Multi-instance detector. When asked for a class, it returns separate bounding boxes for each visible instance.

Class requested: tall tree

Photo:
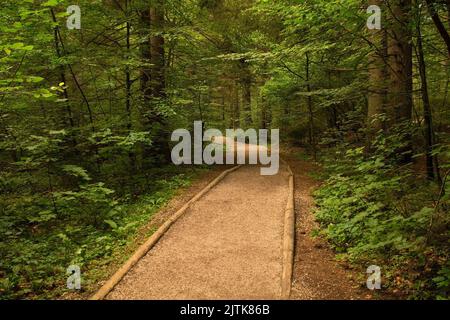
[140,0,170,162]
[415,0,442,182]
[367,0,387,132]
[387,0,413,125]
[240,59,253,127]
[425,0,450,55]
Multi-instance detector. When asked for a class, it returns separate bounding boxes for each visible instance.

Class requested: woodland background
[0,0,449,299]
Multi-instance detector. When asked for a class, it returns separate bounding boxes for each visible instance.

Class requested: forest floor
[283,148,376,300]
[92,147,388,300]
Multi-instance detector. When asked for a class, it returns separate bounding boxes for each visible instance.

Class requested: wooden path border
[280,160,295,299]
[90,165,242,300]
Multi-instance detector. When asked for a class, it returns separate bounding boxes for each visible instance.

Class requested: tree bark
[140,0,170,163]
[367,0,387,132]
[416,1,442,183]
[233,84,240,129]
[386,0,414,163]
[50,9,75,134]
[149,6,166,99]
[240,60,252,127]
[425,0,450,56]
[387,0,413,124]
[125,0,136,172]
[306,52,317,161]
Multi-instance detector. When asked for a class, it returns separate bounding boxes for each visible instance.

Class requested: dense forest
[0,0,449,300]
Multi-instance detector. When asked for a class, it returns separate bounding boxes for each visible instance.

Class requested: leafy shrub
[314,128,449,299]
[0,166,197,299]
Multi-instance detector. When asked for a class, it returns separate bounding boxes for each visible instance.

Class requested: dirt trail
[106,164,290,300]
[284,150,372,300]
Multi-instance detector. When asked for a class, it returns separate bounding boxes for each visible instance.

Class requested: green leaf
[104,220,118,230]
[62,165,92,181]
[42,0,60,7]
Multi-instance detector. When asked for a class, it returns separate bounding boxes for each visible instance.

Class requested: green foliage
[0,171,197,299]
[314,127,450,299]
[433,262,450,300]
[1,0,449,301]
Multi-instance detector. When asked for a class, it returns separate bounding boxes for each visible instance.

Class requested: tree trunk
[306,52,317,161]
[240,60,252,127]
[425,0,450,56]
[233,84,240,129]
[367,0,387,132]
[261,96,268,130]
[125,0,136,172]
[140,0,170,163]
[50,9,75,136]
[387,0,413,162]
[387,0,413,123]
[416,1,442,183]
[149,7,166,99]
[140,2,166,103]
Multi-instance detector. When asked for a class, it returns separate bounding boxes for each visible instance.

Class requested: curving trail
[106,164,291,300]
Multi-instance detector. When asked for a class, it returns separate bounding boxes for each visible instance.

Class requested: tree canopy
[0,0,449,299]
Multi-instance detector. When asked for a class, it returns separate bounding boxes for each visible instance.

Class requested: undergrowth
[0,167,208,299]
[314,128,449,299]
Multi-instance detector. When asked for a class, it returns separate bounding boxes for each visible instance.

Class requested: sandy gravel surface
[107,164,290,300]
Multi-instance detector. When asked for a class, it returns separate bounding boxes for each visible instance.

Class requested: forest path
[106,164,291,300]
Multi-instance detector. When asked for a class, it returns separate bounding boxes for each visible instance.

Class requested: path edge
[90,165,242,300]
[281,159,295,299]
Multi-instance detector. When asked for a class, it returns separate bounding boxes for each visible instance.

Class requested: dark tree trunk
[306,52,317,161]
[140,0,170,163]
[425,0,450,56]
[387,0,413,123]
[416,2,442,183]
[240,60,252,127]
[367,0,387,132]
[50,9,75,136]
[387,0,414,163]
[125,0,136,172]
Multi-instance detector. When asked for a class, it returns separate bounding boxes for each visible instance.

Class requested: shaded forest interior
[0,0,449,299]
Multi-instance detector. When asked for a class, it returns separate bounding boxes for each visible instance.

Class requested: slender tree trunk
[149,6,166,99]
[50,12,102,173]
[326,71,338,129]
[125,0,136,172]
[260,93,272,130]
[387,0,414,162]
[50,9,75,138]
[233,84,240,129]
[140,8,152,104]
[140,2,166,101]
[367,0,387,132]
[140,0,170,163]
[240,60,252,127]
[387,0,413,123]
[425,0,450,56]
[306,52,317,161]
[416,2,442,183]
[416,9,434,179]
[222,95,226,123]
[261,96,268,130]
[47,163,59,216]
[126,5,132,131]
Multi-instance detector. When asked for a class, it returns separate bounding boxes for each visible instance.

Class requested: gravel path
[106,164,290,300]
